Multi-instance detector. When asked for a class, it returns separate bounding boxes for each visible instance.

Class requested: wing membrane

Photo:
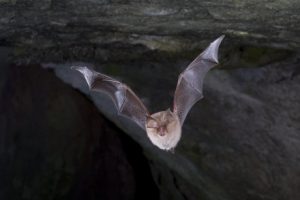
[173,35,225,125]
[73,67,149,130]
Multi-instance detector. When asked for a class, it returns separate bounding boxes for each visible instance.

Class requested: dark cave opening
[116,123,160,200]
[0,56,159,200]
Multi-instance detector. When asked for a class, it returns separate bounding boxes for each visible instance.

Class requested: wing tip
[71,66,95,89]
[201,35,225,64]
[71,66,89,73]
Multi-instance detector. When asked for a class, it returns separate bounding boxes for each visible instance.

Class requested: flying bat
[72,35,224,152]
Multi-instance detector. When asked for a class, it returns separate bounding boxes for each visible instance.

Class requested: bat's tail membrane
[200,35,225,64]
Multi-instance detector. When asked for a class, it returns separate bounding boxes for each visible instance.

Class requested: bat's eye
[146,117,159,129]
[147,125,158,129]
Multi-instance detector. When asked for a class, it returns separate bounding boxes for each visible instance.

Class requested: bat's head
[146,109,177,136]
[145,109,182,150]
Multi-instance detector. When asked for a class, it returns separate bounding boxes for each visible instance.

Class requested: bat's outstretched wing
[173,35,224,125]
[72,66,149,130]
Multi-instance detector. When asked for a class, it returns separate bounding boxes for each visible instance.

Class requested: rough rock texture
[0,0,300,62]
[1,1,300,200]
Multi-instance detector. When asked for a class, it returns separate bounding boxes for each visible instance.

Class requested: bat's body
[146,110,181,151]
[72,35,224,151]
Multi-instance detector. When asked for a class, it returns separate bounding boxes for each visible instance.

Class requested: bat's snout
[158,132,166,136]
[158,126,167,136]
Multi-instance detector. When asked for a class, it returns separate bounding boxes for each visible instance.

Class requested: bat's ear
[166,108,173,115]
[146,115,158,123]
[146,114,154,120]
[166,108,176,117]
[201,35,225,64]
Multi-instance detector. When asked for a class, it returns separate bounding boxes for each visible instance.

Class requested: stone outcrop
[0,0,300,62]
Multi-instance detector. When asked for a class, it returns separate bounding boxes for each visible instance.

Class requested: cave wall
[0,0,300,63]
[51,50,300,200]
[1,1,300,200]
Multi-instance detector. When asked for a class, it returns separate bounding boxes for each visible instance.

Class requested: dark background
[0,1,300,200]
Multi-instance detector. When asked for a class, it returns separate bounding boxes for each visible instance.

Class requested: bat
[72,35,224,152]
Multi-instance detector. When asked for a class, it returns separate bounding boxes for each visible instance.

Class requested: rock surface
[0,0,300,62]
[0,1,300,200]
